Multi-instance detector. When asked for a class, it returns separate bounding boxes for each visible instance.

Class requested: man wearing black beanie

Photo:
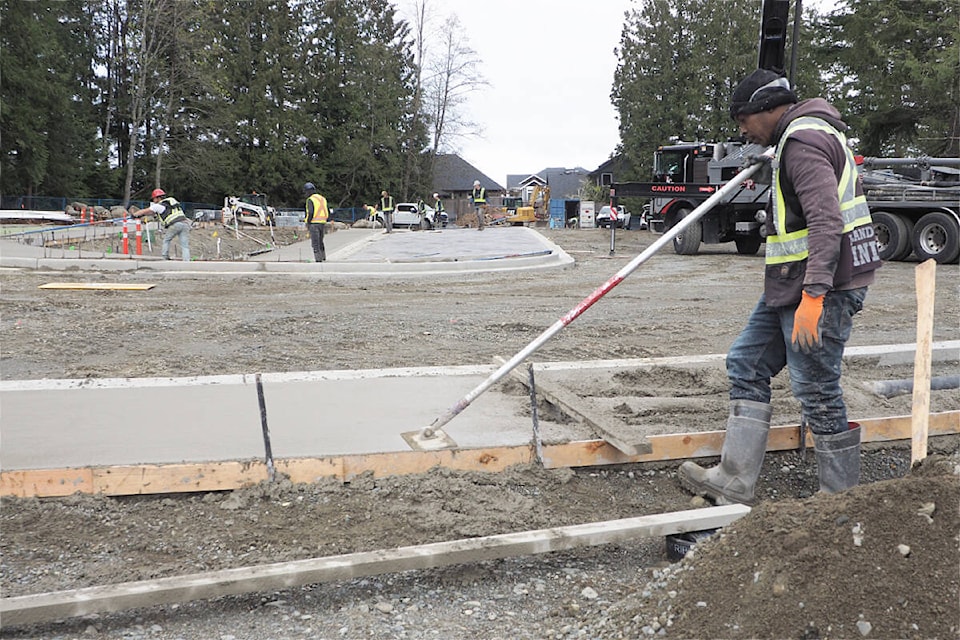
[678,70,881,505]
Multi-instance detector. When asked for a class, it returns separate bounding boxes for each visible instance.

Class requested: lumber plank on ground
[92,461,269,495]
[1,411,955,498]
[495,356,653,456]
[0,467,94,497]
[38,282,156,290]
[540,411,960,468]
[0,504,750,627]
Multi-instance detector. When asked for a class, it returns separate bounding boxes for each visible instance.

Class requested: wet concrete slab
[3,343,954,472]
[0,367,591,471]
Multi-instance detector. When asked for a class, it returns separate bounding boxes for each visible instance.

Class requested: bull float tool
[401,148,775,451]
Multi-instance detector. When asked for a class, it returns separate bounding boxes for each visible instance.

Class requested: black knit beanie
[729,69,798,119]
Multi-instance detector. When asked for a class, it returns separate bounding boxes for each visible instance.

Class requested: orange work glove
[791,291,825,352]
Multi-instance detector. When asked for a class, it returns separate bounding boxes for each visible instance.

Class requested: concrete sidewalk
[0,226,574,276]
[2,342,956,473]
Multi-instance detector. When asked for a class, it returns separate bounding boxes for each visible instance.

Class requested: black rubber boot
[815,424,861,494]
[678,399,772,505]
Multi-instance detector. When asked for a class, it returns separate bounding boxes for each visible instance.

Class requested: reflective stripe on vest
[473,187,486,204]
[159,197,187,226]
[766,117,873,265]
[306,193,329,223]
[380,196,394,212]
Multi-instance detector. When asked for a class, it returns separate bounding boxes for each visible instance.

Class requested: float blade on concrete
[401,428,458,451]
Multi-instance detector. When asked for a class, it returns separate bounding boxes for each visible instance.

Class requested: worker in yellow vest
[304,182,329,262]
[471,180,486,231]
[379,190,395,233]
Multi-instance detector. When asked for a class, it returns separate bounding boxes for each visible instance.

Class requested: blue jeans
[162,220,191,261]
[726,288,867,435]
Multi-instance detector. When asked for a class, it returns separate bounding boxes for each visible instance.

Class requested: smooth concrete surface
[2,343,956,472]
[0,368,590,471]
[0,226,574,275]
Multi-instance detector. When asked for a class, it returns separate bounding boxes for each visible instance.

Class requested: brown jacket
[764,99,879,306]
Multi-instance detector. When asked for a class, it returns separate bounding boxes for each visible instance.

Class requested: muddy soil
[1,228,958,639]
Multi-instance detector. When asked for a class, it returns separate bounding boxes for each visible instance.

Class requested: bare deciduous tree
[423,14,488,157]
[122,0,179,206]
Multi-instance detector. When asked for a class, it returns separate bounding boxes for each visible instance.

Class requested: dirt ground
[1,227,958,638]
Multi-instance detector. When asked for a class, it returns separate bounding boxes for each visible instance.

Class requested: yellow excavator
[505,185,550,226]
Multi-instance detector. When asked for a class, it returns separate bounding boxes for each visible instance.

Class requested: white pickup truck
[376,202,443,230]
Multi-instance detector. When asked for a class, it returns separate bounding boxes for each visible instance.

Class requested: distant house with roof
[430,154,504,218]
[505,166,590,204]
[588,155,637,187]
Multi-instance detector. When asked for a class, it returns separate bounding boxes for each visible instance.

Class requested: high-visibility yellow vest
[472,187,486,204]
[158,197,187,226]
[306,193,329,224]
[766,116,873,265]
[380,195,394,212]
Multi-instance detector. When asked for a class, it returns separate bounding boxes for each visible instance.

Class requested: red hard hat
[151,188,166,199]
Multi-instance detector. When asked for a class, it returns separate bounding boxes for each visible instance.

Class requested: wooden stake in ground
[911,259,936,465]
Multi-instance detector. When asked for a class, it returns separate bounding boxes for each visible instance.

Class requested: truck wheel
[735,235,762,255]
[872,211,913,261]
[672,208,701,255]
[912,211,960,264]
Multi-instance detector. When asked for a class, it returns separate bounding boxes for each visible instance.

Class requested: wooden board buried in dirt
[39,283,156,291]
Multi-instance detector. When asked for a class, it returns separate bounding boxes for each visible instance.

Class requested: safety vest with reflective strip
[158,197,187,226]
[472,187,486,204]
[380,195,394,212]
[766,116,873,265]
[306,193,329,224]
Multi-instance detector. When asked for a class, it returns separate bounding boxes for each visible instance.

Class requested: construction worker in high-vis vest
[678,69,881,506]
[304,182,329,262]
[471,180,486,231]
[379,190,395,233]
[133,188,191,261]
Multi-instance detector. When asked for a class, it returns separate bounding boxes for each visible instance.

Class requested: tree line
[613,0,958,180]
[0,0,483,209]
[2,0,956,209]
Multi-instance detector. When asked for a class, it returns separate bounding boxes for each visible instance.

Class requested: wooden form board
[496,356,652,456]
[0,503,750,627]
[38,282,156,290]
[2,411,956,498]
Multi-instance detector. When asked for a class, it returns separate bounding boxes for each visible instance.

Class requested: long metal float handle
[419,148,774,440]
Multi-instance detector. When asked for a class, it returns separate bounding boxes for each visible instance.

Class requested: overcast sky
[395,0,841,188]
[396,0,632,187]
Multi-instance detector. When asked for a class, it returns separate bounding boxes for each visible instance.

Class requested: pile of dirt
[609,456,959,639]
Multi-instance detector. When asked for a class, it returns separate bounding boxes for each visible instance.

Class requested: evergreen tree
[200,0,308,206]
[0,0,100,198]
[813,0,959,156]
[612,0,759,181]
[299,0,425,206]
